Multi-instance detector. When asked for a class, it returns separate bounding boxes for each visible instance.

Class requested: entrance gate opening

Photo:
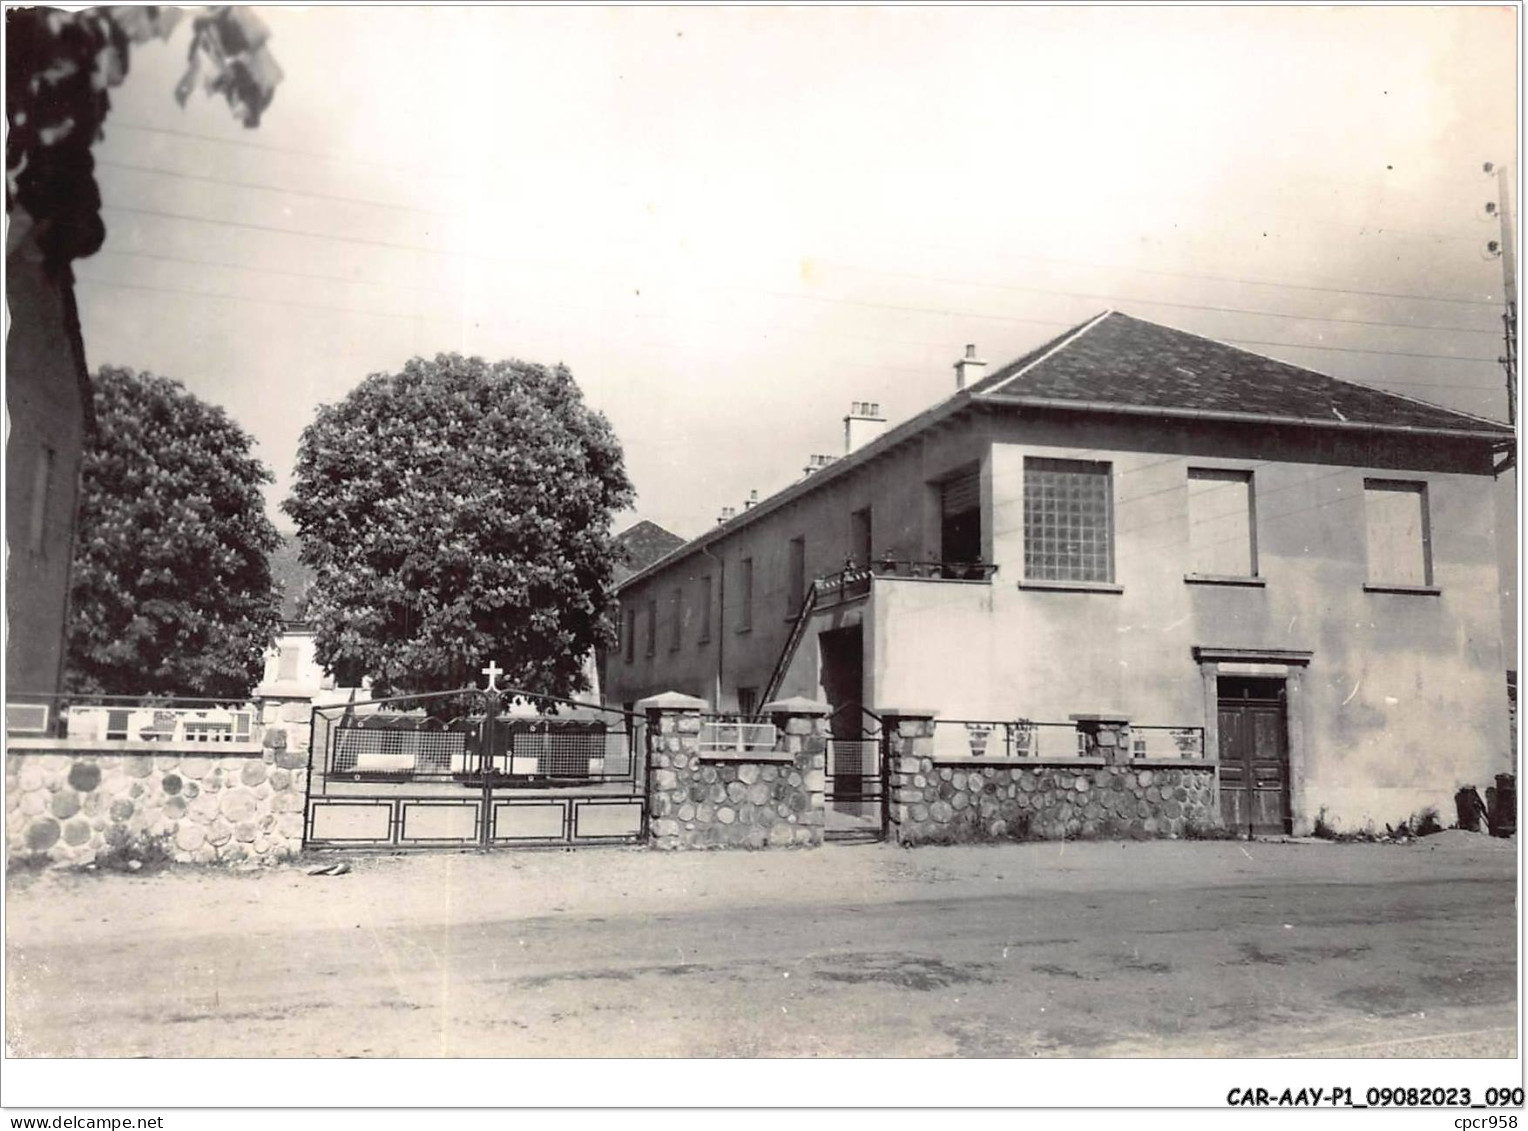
[303,687,646,850]
[825,703,888,841]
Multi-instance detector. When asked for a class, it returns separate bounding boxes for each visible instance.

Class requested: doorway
[818,626,885,840]
[1216,676,1291,835]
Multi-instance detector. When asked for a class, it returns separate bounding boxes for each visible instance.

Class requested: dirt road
[4,835,1516,1057]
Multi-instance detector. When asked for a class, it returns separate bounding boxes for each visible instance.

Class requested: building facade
[4,215,94,697]
[606,312,1515,835]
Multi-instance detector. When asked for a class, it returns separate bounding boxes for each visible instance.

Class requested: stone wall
[885,713,1218,844]
[644,693,827,850]
[6,732,310,868]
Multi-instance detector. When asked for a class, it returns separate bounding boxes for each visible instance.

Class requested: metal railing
[699,715,778,754]
[1129,726,1207,759]
[929,719,1207,761]
[6,695,257,742]
[932,719,1084,760]
[814,558,999,604]
[322,717,637,783]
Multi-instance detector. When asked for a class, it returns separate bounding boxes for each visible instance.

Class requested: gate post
[761,696,831,848]
[637,691,707,850]
[879,708,938,846]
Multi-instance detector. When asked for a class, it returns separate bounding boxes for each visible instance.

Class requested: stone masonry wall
[6,730,310,868]
[886,714,1218,844]
[646,696,827,850]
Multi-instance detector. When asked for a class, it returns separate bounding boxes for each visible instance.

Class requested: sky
[77,6,1517,569]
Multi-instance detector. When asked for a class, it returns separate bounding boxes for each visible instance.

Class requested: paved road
[4,839,1516,1057]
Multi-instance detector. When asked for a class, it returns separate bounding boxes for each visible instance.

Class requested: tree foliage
[283,354,635,699]
[6,7,281,265]
[67,367,283,698]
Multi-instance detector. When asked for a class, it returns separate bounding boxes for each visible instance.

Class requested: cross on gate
[481,660,504,692]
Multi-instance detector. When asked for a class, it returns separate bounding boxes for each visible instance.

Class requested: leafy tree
[283,354,635,699]
[66,367,283,698]
[7,7,282,264]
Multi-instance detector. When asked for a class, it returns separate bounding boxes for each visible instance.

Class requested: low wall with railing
[6,731,310,868]
[884,713,1217,844]
[645,695,828,850]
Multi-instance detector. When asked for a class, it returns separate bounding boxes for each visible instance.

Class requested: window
[737,687,759,718]
[939,467,982,564]
[699,575,713,642]
[1023,457,1113,582]
[787,537,806,617]
[1364,479,1432,587]
[28,446,55,556]
[623,606,637,663]
[739,558,754,630]
[645,598,657,657]
[277,645,301,681]
[1187,469,1256,577]
[669,587,682,651]
[851,507,872,568]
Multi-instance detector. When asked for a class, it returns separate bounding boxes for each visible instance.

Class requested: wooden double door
[1217,676,1292,835]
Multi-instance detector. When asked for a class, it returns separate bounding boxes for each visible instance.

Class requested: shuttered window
[941,469,980,516]
[939,467,982,563]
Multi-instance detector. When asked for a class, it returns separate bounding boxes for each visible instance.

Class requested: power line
[94,207,1506,369]
[97,158,453,218]
[818,261,1499,336]
[740,284,1499,364]
[96,247,457,298]
[1220,337,1496,364]
[108,120,462,182]
[73,271,457,325]
[102,202,456,258]
[877,248,1500,308]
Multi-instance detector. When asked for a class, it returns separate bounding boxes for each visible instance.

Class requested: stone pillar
[881,709,938,845]
[761,696,831,848]
[1071,714,1131,765]
[638,691,707,850]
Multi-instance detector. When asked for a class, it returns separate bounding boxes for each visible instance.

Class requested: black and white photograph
[2,0,1522,1117]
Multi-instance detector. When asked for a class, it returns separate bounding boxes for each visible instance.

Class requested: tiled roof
[613,519,686,584]
[971,311,1512,436]
[616,311,1509,594]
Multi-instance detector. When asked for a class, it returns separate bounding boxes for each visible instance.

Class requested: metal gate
[825,704,887,841]
[303,687,646,850]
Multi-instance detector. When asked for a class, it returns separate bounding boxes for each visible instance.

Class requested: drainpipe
[700,544,724,710]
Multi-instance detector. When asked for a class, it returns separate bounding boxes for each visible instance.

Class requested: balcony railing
[814,558,998,603]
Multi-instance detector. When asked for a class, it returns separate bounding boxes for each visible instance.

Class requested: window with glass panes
[1023,457,1113,582]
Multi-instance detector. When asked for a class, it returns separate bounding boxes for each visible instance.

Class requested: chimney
[743,489,759,510]
[954,344,986,390]
[717,505,736,525]
[843,401,888,454]
[803,453,838,477]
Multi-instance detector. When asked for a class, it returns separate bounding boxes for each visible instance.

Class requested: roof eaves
[616,391,976,592]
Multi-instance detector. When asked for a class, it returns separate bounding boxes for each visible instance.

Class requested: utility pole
[1487,161,1518,427]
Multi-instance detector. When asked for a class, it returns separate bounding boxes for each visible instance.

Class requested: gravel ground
[5,832,1518,1058]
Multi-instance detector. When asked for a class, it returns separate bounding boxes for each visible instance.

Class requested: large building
[606,311,1515,835]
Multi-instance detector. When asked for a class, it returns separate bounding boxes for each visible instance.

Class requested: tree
[6,6,282,264]
[283,354,635,699]
[66,367,283,699]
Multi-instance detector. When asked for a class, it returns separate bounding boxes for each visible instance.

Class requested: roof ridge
[977,309,1113,397]
[1108,311,1512,432]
